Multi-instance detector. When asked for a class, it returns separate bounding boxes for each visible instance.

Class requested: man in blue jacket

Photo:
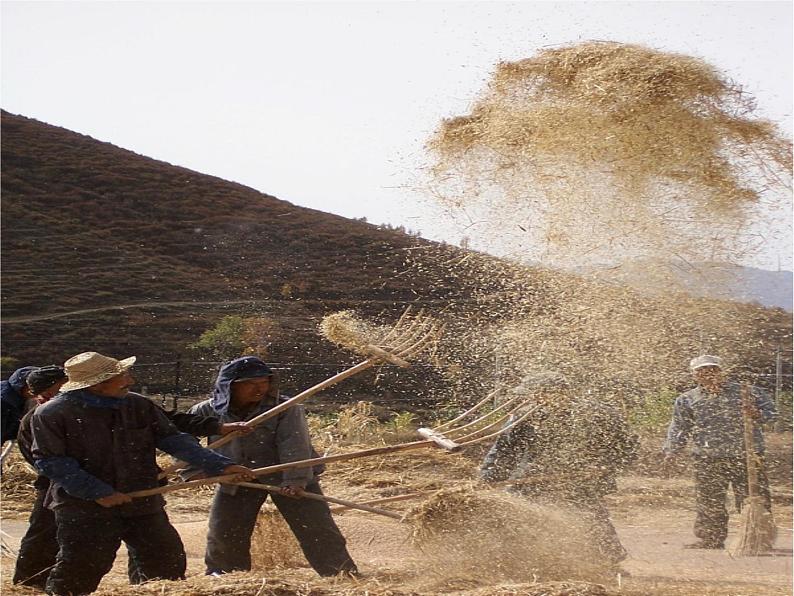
[663,355,776,549]
[189,356,357,577]
[12,365,67,589]
[1,366,38,444]
[31,351,256,595]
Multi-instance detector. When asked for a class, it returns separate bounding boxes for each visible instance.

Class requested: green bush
[188,315,245,359]
[629,388,677,433]
[1,356,19,370]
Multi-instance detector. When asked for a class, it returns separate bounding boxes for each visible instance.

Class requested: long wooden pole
[741,384,759,499]
[237,482,403,520]
[206,360,377,450]
[131,440,433,499]
[328,492,427,513]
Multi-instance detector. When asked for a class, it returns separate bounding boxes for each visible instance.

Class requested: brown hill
[0,111,464,399]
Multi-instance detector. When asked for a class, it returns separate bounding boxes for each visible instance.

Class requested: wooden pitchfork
[159,308,442,477]
[130,387,540,500]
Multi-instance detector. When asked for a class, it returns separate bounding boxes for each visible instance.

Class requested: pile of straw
[251,506,307,571]
[0,452,37,514]
[404,486,610,583]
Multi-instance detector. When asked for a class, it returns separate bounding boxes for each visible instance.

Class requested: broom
[730,384,776,556]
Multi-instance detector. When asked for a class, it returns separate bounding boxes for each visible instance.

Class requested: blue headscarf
[211,356,274,415]
[1,366,38,403]
[1,366,38,443]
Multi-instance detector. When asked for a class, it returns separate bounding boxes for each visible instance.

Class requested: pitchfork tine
[449,398,537,443]
[394,323,439,361]
[384,316,432,356]
[379,307,413,345]
[442,394,527,438]
[457,403,544,447]
[432,387,503,432]
[387,318,427,351]
[379,315,425,353]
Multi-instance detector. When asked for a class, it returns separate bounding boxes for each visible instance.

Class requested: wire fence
[2,358,791,424]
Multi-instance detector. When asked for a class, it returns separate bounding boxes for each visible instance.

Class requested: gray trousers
[693,454,771,546]
[205,481,357,576]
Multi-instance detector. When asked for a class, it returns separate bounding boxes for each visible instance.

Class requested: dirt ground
[1,438,792,595]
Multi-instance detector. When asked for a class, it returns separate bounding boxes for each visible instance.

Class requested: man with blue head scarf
[189,355,357,577]
[1,366,39,444]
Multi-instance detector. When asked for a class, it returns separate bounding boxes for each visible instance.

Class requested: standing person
[188,356,358,577]
[14,365,254,590]
[30,351,255,596]
[2,366,39,444]
[663,355,776,549]
[13,366,68,590]
[480,372,638,568]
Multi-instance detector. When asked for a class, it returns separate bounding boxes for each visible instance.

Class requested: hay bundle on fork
[730,384,777,556]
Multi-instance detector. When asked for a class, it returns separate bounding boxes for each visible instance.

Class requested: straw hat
[61,352,136,392]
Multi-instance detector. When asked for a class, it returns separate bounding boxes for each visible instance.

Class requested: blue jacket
[1,366,37,443]
[663,382,775,458]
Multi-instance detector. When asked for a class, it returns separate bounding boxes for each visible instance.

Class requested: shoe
[684,540,724,549]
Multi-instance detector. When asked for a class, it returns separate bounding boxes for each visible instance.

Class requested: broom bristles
[729,497,776,556]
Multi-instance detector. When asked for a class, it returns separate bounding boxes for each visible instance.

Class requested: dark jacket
[481,397,638,497]
[31,390,233,516]
[163,410,222,437]
[188,357,320,491]
[1,367,37,444]
[18,398,224,491]
[17,408,50,490]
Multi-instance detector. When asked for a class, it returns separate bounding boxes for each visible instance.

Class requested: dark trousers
[578,498,627,565]
[13,487,59,589]
[205,481,357,576]
[693,454,771,546]
[46,508,186,595]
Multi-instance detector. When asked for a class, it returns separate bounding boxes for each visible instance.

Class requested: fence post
[774,346,783,432]
[173,358,182,409]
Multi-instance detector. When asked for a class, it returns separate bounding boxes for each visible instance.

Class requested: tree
[188,315,282,360]
[188,315,245,359]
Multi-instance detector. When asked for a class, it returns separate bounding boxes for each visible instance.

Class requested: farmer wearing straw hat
[480,371,638,568]
[30,352,256,595]
[663,355,776,549]
[188,356,358,577]
[14,364,251,591]
[12,366,67,590]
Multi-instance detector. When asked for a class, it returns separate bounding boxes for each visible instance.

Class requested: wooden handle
[741,384,759,499]
[131,439,434,499]
[417,428,462,452]
[237,482,403,520]
[328,491,427,513]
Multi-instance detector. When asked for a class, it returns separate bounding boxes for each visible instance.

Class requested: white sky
[2,1,792,269]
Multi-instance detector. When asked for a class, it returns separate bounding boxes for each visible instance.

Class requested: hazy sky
[3,1,792,269]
